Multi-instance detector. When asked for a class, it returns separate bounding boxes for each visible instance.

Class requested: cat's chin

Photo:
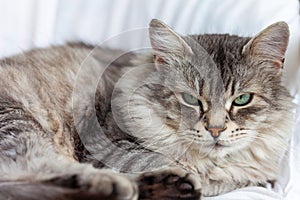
[189,141,251,159]
[217,144,255,159]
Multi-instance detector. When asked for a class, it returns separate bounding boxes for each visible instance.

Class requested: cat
[110,19,294,196]
[0,18,294,200]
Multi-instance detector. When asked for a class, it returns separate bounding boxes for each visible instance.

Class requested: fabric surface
[0,0,299,199]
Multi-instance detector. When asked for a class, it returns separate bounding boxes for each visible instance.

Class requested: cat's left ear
[149,19,193,65]
[242,22,289,70]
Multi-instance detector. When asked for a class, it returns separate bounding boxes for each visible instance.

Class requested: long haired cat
[0,19,293,200]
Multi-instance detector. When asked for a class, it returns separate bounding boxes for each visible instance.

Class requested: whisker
[242,135,288,151]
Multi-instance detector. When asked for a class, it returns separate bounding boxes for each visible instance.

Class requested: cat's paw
[46,170,138,200]
[138,167,201,200]
[81,170,138,200]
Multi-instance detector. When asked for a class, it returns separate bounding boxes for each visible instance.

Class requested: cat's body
[0,42,200,200]
[0,19,294,199]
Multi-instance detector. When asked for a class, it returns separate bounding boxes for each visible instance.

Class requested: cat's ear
[242,22,289,70]
[149,19,193,65]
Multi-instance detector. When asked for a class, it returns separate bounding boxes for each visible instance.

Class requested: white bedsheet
[0,0,299,199]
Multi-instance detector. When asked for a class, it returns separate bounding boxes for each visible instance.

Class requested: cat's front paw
[46,170,138,200]
[81,170,138,200]
[138,167,201,200]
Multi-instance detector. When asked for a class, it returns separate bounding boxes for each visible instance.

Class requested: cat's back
[0,43,93,92]
[0,43,95,116]
[0,44,107,145]
[0,43,132,160]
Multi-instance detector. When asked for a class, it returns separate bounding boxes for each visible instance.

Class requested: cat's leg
[0,131,138,200]
[82,141,202,199]
[80,135,202,199]
[0,172,136,200]
[0,98,141,199]
[0,168,202,200]
[89,149,202,199]
[0,132,202,200]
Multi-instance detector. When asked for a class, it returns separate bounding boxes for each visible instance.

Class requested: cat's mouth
[212,141,230,149]
[201,141,229,149]
[214,142,229,149]
[214,142,224,148]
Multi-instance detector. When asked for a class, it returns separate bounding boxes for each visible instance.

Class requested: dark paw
[138,167,201,200]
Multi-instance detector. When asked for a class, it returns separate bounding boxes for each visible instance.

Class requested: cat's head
[113,19,293,160]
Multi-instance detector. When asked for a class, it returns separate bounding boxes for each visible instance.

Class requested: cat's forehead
[170,34,260,96]
[185,35,253,77]
[189,34,250,57]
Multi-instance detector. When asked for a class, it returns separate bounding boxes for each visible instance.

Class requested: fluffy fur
[113,20,294,196]
[0,19,294,199]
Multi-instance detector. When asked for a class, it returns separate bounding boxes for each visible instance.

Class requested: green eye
[233,93,253,106]
[181,93,199,106]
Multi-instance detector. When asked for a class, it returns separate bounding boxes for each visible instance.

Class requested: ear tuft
[242,21,289,69]
[149,19,193,65]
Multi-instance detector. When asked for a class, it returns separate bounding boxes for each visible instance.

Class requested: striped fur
[0,19,294,199]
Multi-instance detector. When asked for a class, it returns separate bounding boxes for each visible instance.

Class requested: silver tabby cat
[0,19,294,200]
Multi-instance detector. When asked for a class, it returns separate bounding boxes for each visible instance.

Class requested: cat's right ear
[149,19,193,65]
[242,22,289,71]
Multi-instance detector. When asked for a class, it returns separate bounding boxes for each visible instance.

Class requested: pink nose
[207,127,225,139]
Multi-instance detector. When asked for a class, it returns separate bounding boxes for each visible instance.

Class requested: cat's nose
[207,127,225,139]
